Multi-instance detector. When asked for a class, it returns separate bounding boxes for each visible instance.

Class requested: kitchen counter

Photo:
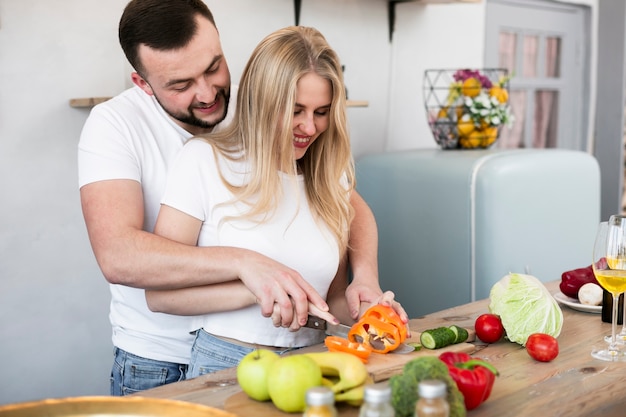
[136,281,626,416]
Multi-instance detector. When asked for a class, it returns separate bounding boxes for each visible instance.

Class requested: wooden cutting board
[224,328,476,416]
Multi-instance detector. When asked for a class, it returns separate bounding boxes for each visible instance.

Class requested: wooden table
[137,281,626,416]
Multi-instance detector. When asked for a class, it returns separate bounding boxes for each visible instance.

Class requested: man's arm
[80,179,328,324]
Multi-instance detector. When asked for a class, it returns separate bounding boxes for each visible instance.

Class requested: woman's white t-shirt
[161,139,340,347]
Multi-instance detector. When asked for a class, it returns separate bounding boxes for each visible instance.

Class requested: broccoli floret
[389,372,418,417]
[404,356,450,381]
[390,356,466,417]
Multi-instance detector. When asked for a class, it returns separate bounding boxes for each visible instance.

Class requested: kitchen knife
[305,315,351,338]
[305,315,415,354]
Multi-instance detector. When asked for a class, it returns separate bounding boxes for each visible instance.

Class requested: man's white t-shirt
[161,139,341,347]
[77,85,236,364]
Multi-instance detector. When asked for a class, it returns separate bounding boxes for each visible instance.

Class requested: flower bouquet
[423,68,513,149]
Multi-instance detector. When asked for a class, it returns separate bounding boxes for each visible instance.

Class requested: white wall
[0,0,128,404]
[387,1,486,150]
[0,0,597,405]
[0,0,396,405]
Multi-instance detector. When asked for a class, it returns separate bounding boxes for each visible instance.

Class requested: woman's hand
[359,290,411,337]
[238,250,329,328]
[345,279,382,320]
[269,301,339,332]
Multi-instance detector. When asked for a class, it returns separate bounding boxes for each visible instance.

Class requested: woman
[146,26,407,377]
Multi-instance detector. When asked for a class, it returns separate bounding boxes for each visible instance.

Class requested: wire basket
[423,68,511,149]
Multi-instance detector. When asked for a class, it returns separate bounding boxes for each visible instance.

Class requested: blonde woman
[146,26,407,377]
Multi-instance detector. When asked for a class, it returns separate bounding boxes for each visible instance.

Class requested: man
[78,0,387,395]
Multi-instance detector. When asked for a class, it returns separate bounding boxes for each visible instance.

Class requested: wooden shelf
[70,97,368,108]
[69,97,111,108]
[347,100,369,107]
[390,0,480,3]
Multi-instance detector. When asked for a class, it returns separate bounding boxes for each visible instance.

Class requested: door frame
[595,1,626,220]
[484,0,592,151]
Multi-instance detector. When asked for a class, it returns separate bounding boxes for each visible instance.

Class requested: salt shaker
[303,386,337,417]
[415,379,449,417]
[358,383,395,417]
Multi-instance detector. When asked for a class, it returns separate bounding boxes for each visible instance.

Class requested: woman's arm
[325,254,354,325]
[345,191,383,316]
[146,280,256,315]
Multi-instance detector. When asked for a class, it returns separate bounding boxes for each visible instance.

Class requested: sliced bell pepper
[348,305,407,354]
[439,351,499,410]
[361,304,408,342]
[324,336,372,362]
[560,264,599,298]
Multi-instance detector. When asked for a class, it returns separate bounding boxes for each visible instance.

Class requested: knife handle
[305,315,326,330]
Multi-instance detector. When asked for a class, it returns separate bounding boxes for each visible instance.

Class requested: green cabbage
[489,273,563,346]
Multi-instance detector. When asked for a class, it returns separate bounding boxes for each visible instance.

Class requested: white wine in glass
[592,216,626,361]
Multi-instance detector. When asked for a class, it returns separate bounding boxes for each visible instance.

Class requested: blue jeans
[187,330,298,378]
[110,347,187,395]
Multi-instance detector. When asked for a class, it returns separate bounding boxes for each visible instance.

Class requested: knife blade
[305,315,415,354]
[304,315,351,338]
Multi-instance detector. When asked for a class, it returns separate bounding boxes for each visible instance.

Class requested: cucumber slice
[419,327,456,349]
[449,325,469,344]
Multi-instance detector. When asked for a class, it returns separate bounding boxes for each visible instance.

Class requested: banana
[334,383,365,405]
[321,376,339,387]
[334,375,373,406]
[303,352,369,394]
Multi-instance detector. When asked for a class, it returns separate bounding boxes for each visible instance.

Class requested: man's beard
[155,87,230,131]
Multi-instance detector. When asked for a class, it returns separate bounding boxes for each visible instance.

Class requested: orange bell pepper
[324,336,372,362]
[361,305,408,342]
[348,305,408,354]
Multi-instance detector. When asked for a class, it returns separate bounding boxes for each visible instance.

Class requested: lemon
[460,127,498,149]
[457,117,475,137]
[437,107,449,119]
[461,77,481,98]
[489,86,509,103]
[483,127,498,146]
[459,132,482,149]
[455,106,464,119]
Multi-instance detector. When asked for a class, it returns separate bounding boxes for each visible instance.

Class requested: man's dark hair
[119,0,216,75]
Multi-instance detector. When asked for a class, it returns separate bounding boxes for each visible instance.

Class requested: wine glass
[618,298,626,342]
[591,216,626,361]
[604,293,626,344]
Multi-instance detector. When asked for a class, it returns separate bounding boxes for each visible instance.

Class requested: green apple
[267,354,323,413]
[236,349,280,401]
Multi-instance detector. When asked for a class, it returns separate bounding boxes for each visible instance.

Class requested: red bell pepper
[439,351,499,410]
[560,264,599,298]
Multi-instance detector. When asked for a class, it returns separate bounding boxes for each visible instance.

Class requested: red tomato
[475,314,505,343]
[526,333,559,362]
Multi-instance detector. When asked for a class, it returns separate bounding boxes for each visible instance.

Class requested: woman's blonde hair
[199,26,355,256]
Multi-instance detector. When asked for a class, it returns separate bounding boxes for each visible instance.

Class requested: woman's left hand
[359,290,411,337]
[345,279,383,320]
